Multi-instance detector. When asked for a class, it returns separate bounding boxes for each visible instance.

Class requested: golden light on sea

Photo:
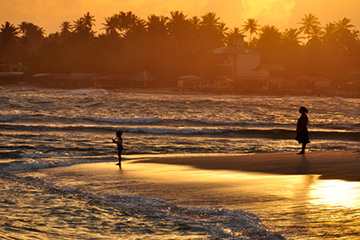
[309,180,360,208]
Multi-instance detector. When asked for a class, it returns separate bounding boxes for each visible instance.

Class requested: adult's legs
[300,143,306,154]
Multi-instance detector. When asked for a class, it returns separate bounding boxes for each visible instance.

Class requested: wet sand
[24,152,360,239]
[133,151,360,181]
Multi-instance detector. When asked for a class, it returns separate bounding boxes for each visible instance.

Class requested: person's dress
[295,114,310,143]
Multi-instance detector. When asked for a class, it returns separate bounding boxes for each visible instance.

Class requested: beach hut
[92,74,130,88]
[0,72,25,85]
[288,76,331,90]
[127,71,155,87]
[177,75,202,90]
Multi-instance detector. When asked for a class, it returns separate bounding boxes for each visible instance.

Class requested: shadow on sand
[297,155,310,174]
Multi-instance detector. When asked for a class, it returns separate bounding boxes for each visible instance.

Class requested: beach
[10,150,360,239]
[134,151,360,181]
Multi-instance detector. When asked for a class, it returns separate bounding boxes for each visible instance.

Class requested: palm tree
[189,16,201,30]
[17,22,45,58]
[146,14,168,36]
[102,15,120,35]
[60,21,72,32]
[82,12,96,30]
[73,12,96,38]
[336,17,354,31]
[60,21,72,37]
[256,25,282,63]
[335,17,355,38]
[114,11,144,37]
[297,13,321,41]
[351,29,360,41]
[282,28,302,45]
[0,22,19,62]
[167,11,190,37]
[242,18,260,44]
[73,18,86,34]
[200,12,221,31]
[18,22,45,39]
[199,12,226,48]
[308,25,324,41]
[217,22,228,40]
[323,22,337,40]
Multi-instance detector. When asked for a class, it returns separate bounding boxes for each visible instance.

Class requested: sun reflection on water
[309,180,360,209]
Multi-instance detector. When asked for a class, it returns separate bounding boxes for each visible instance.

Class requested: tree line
[1,11,359,87]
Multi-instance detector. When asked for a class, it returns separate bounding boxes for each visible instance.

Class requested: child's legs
[118,150,122,161]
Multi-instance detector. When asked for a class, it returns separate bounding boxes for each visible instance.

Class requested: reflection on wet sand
[26,161,360,239]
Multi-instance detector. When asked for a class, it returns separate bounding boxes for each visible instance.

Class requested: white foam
[0,115,18,122]
[22,176,277,239]
[66,89,108,94]
[2,160,74,173]
[19,152,82,159]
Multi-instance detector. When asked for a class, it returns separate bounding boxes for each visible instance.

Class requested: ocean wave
[2,113,358,132]
[64,89,108,94]
[1,160,75,173]
[19,152,83,159]
[1,122,359,141]
[85,116,164,124]
[83,116,292,127]
[10,172,283,239]
[125,126,227,135]
[0,115,20,122]
[0,156,117,173]
[84,116,283,127]
[185,118,279,126]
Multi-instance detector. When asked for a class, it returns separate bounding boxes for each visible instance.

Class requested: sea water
[1,87,359,239]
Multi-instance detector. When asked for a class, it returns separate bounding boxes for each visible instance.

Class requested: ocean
[1,87,359,239]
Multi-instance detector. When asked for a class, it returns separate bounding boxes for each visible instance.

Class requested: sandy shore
[133,151,360,181]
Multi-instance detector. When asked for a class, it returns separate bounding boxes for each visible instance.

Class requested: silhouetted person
[295,106,310,154]
[113,131,123,166]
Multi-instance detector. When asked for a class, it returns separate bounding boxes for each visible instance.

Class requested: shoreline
[1,83,359,98]
[132,151,360,181]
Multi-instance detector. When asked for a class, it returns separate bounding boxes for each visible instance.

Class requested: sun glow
[309,180,360,208]
[241,0,296,25]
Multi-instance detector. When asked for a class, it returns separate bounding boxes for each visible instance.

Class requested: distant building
[177,75,202,90]
[254,64,285,78]
[287,76,331,90]
[92,74,130,88]
[126,71,155,87]
[212,45,260,77]
[211,39,289,93]
[0,72,24,85]
[0,64,26,85]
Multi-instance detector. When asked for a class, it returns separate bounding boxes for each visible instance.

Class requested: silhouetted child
[295,106,310,154]
[113,131,123,166]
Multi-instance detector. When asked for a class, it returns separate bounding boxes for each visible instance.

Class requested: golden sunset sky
[1,0,360,35]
